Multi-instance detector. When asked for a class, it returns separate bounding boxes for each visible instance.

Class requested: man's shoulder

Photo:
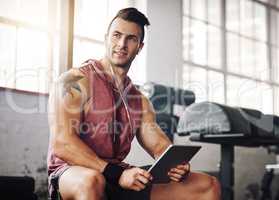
[56,68,86,87]
[140,93,155,114]
[52,68,90,101]
[78,59,100,73]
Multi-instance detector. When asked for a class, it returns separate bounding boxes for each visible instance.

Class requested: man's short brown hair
[107,7,150,43]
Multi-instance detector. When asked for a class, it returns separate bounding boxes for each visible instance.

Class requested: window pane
[182,64,190,85]
[16,28,49,92]
[19,0,48,26]
[52,35,60,81]
[255,42,269,80]
[183,0,190,16]
[240,37,254,77]
[208,0,221,26]
[0,23,16,88]
[270,10,278,46]
[240,0,253,37]
[227,33,240,74]
[208,71,224,103]
[227,77,273,112]
[74,0,108,41]
[227,75,243,106]
[188,67,207,102]
[208,25,222,69]
[273,47,279,83]
[0,0,20,20]
[259,83,273,114]
[191,0,206,21]
[226,0,239,32]
[277,12,279,47]
[190,20,207,66]
[107,0,129,20]
[15,67,49,93]
[237,78,259,110]
[254,3,267,42]
[183,17,190,60]
[0,0,48,27]
[17,28,48,68]
[73,39,104,67]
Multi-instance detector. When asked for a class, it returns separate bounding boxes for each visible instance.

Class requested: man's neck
[100,58,129,89]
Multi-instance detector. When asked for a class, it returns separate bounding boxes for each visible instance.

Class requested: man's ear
[137,42,144,54]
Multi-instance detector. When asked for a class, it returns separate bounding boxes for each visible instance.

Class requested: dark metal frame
[189,133,279,200]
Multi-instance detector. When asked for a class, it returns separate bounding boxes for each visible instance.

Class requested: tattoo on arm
[59,72,84,97]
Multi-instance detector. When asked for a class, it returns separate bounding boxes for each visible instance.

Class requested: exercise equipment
[177,102,279,200]
[0,176,37,200]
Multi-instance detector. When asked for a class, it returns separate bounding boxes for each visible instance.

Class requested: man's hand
[168,162,190,182]
[119,167,153,191]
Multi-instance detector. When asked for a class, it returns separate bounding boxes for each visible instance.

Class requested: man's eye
[113,33,121,38]
[128,37,138,43]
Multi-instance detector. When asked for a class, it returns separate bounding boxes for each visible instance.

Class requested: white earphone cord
[109,64,134,139]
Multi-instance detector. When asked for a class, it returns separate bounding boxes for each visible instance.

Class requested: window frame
[182,0,279,114]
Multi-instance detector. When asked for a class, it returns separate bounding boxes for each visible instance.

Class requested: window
[182,0,279,115]
[183,0,222,69]
[183,65,224,104]
[73,0,129,66]
[0,0,58,93]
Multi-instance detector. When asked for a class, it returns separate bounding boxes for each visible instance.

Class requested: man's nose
[117,36,127,48]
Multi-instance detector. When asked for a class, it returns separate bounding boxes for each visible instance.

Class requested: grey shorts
[48,165,70,200]
[48,166,152,200]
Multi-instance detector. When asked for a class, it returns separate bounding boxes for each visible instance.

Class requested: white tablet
[148,144,201,184]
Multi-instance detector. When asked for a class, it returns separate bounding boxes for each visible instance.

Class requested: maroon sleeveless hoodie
[47,59,143,176]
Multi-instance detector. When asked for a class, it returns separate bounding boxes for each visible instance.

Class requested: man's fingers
[133,180,146,190]
[168,163,191,182]
[177,163,190,171]
[168,171,183,179]
[169,176,180,182]
[170,168,186,175]
[131,184,142,191]
[138,169,153,180]
[136,174,150,185]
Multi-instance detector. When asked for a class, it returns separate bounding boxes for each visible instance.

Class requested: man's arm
[48,68,107,172]
[136,95,172,160]
[137,95,190,182]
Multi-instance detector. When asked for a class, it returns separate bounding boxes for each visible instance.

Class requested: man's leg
[150,172,220,200]
[58,166,106,200]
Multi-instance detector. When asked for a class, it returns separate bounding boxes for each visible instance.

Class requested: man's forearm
[53,134,107,172]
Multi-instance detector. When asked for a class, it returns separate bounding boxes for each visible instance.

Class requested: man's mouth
[114,51,128,57]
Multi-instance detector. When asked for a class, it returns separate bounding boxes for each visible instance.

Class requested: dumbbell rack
[188,132,279,200]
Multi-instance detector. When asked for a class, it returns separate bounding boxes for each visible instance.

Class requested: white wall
[145,0,182,87]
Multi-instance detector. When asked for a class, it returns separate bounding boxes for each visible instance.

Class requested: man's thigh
[150,171,217,200]
[58,166,153,200]
[58,166,103,200]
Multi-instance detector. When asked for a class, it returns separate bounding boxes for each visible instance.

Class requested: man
[47,7,220,200]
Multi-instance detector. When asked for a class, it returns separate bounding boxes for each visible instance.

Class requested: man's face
[105,18,144,68]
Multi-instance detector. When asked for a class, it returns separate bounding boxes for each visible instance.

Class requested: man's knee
[208,176,221,193]
[189,173,220,194]
[198,174,221,197]
[74,170,106,197]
